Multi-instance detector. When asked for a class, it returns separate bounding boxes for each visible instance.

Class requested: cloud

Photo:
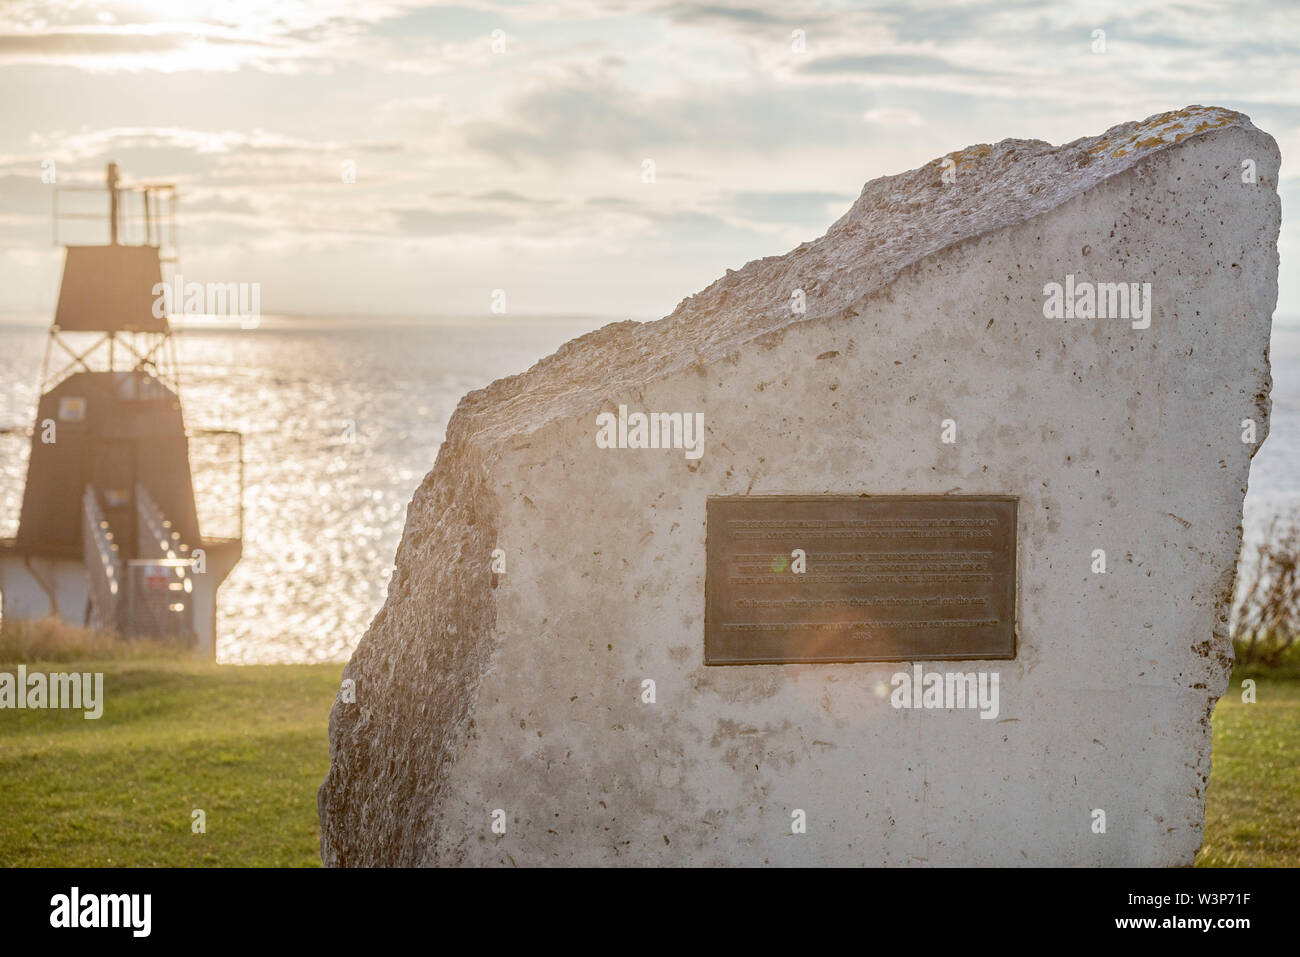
[0,24,290,71]
[392,207,517,235]
[471,189,558,205]
[862,107,924,127]
[798,52,976,77]
[462,68,874,163]
[654,3,790,28]
[0,1,434,71]
[0,28,195,56]
[714,189,854,227]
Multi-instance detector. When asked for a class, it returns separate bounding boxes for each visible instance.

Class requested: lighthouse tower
[0,163,242,656]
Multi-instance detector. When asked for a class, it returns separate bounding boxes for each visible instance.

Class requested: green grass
[1197,674,1300,867]
[0,659,339,867]
[0,653,1295,866]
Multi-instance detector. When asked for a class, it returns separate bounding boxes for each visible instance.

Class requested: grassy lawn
[0,659,339,867]
[0,653,1295,866]
[1197,674,1300,867]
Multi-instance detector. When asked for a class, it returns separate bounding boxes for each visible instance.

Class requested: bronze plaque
[705,495,1017,664]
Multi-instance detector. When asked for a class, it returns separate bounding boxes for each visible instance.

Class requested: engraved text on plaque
[704,495,1017,664]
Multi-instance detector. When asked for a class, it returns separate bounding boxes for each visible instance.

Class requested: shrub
[1232,515,1300,669]
[0,617,189,663]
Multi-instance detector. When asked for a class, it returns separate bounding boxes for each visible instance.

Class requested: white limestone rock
[319,106,1280,866]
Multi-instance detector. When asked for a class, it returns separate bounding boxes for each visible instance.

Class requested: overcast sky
[1,0,1296,320]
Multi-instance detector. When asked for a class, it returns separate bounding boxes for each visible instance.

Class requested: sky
[0,0,1297,320]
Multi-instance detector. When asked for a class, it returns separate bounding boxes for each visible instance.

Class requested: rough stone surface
[319,106,1280,867]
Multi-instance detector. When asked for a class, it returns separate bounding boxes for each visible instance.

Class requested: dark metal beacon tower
[0,163,242,656]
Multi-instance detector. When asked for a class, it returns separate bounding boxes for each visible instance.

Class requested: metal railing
[130,484,194,640]
[52,181,178,260]
[81,486,122,631]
